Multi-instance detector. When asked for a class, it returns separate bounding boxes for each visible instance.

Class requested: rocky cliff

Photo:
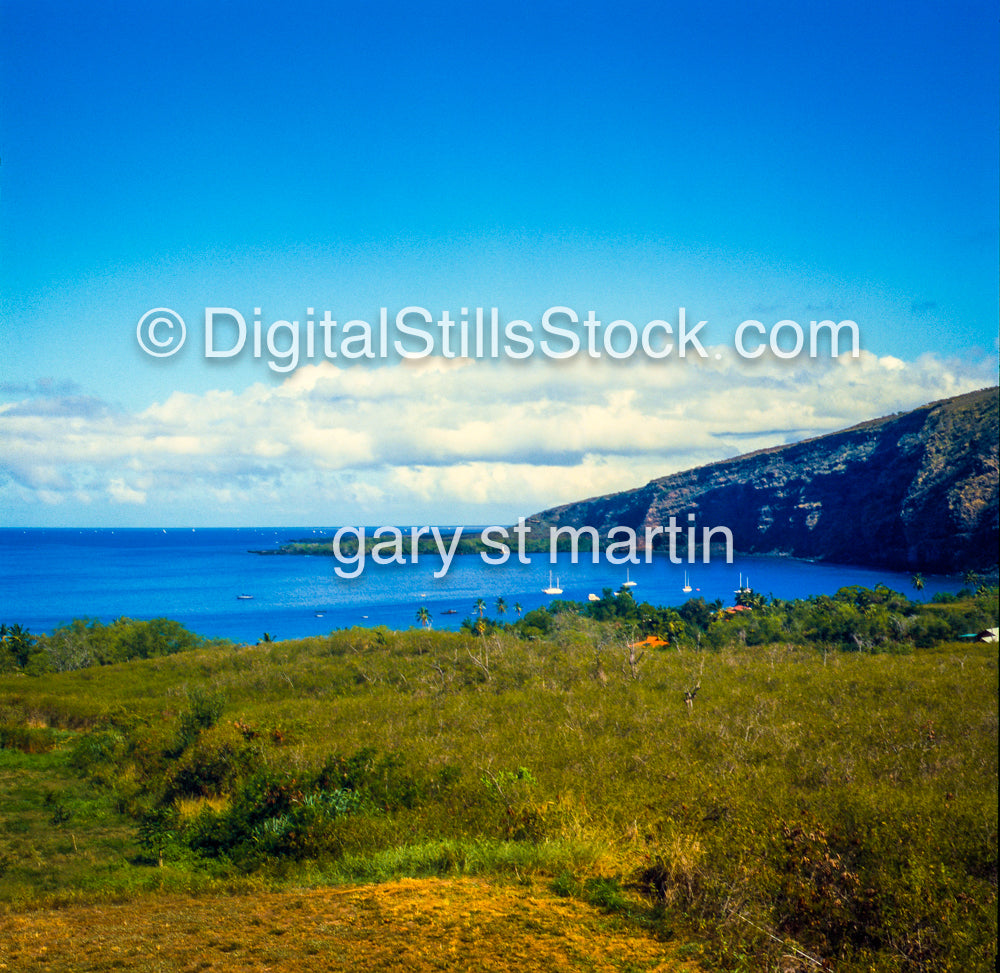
[526,387,999,573]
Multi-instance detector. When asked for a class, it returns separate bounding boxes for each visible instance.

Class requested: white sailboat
[543,571,563,595]
[682,571,692,593]
[622,567,637,588]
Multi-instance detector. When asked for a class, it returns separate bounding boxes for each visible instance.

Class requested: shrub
[185,765,373,865]
[162,731,258,801]
[774,819,881,956]
[518,609,554,636]
[0,722,57,753]
[170,688,227,754]
[68,727,127,774]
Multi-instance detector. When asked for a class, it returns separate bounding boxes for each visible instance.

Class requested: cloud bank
[1,349,995,526]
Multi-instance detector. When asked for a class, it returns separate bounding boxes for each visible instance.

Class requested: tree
[0,623,34,668]
[911,573,925,592]
[495,597,507,619]
[416,606,431,629]
[518,608,554,636]
[735,588,767,611]
[514,602,523,618]
[677,597,714,631]
[44,629,92,672]
[474,598,486,618]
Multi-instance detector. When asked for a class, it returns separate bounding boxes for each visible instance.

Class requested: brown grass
[0,878,706,972]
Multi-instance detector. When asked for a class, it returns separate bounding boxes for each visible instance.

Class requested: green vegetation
[457,581,999,653]
[0,587,996,971]
[0,617,210,675]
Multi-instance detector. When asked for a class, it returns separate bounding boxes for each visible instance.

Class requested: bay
[0,527,968,645]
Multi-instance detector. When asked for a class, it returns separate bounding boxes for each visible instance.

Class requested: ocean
[0,527,968,645]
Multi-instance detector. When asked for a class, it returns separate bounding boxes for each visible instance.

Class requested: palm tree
[495,597,507,618]
[911,573,925,592]
[0,623,34,667]
[514,602,523,619]
[474,598,486,618]
[416,606,431,629]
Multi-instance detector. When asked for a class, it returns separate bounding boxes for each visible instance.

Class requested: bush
[185,765,373,865]
[170,688,227,754]
[0,722,56,753]
[162,728,258,800]
[518,609,554,636]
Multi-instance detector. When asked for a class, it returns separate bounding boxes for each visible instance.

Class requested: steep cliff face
[526,387,999,573]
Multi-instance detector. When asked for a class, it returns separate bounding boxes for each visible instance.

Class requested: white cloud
[0,349,995,524]
[107,478,146,504]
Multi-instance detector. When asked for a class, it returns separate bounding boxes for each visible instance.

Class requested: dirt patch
[1,877,705,971]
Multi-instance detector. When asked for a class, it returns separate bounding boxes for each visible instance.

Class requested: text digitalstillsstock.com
[329,518,734,579]
[136,305,861,369]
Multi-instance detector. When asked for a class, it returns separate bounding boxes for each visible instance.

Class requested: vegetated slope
[527,387,999,573]
[1,609,997,971]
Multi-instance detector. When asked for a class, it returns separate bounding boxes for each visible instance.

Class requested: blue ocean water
[0,528,968,644]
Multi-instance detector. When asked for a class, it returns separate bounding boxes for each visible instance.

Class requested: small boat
[237,594,254,600]
[441,608,458,615]
[622,567,636,588]
[543,571,563,595]
[682,572,692,593]
[314,611,325,617]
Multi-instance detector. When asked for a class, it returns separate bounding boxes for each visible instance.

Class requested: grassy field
[0,603,996,971]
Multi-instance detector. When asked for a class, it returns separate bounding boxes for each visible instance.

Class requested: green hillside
[1,587,997,971]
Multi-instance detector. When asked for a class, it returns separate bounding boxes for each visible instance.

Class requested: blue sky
[1,0,997,527]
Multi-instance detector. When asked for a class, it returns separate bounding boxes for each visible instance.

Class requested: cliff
[526,387,999,573]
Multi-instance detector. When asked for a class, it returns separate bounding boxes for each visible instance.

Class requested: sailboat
[682,571,692,593]
[622,567,637,588]
[543,571,563,595]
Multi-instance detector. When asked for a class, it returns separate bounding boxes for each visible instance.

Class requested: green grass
[0,741,138,903]
[0,610,996,970]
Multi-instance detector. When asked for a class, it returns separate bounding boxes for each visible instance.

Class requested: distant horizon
[3,525,992,579]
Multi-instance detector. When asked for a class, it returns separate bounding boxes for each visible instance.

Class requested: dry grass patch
[0,878,706,972]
